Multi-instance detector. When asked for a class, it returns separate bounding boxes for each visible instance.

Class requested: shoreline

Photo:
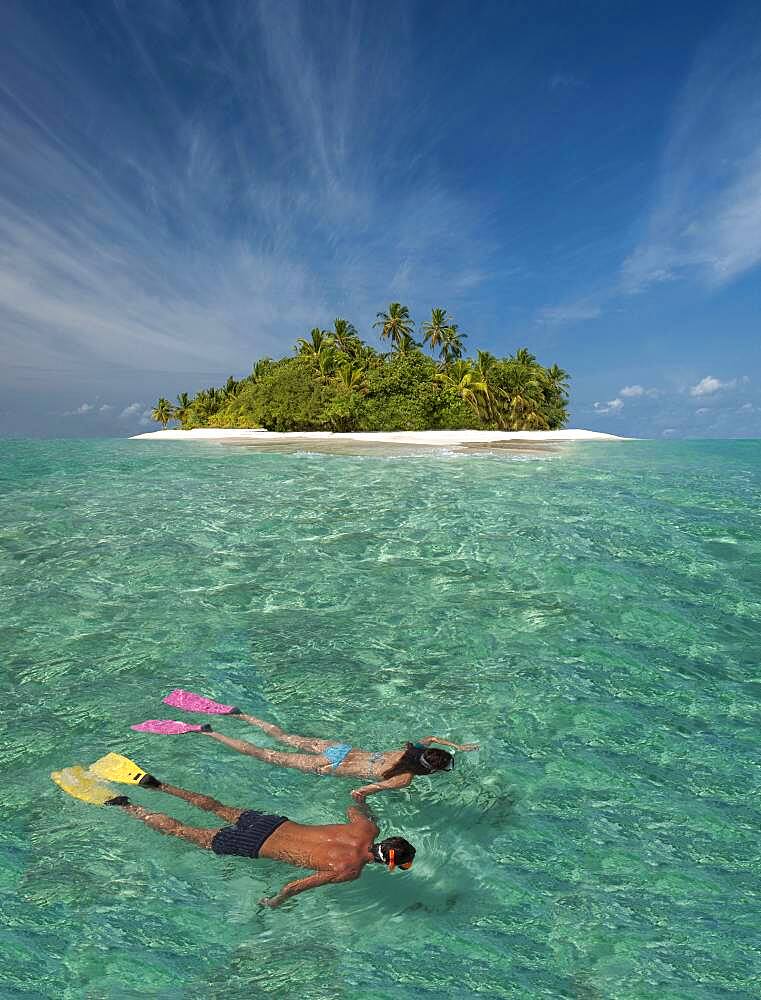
[130,428,630,451]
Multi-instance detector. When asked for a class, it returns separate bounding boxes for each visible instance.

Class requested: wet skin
[119,781,385,907]
[195,714,478,798]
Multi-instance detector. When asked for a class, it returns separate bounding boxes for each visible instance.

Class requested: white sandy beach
[131,427,628,446]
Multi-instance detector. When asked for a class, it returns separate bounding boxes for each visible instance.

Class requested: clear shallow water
[1,438,760,999]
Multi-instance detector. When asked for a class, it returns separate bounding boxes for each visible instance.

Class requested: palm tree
[373,302,414,351]
[421,308,467,365]
[540,362,570,429]
[433,360,487,416]
[314,348,338,384]
[174,392,191,426]
[331,318,361,356]
[395,331,419,356]
[473,351,497,423]
[152,397,173,429]
[546,363,570,396]
[475,350,497,377]
[421,308,450,355]
[296,328,333,359]
[334,363,367,394]
[513,347,537,367]
[500,360,548,430]
[439,323,467,365]
[194,387,223,420]
[251,359,273,382]
[222,375,240,400]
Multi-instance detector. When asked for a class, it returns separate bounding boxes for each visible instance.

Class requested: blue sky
[1,0,760,438]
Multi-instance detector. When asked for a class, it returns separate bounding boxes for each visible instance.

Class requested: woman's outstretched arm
[350,773,413,801]
[418,735,479,751]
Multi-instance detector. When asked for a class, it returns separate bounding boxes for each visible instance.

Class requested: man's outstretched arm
[259,870,356,908]
[346,798,380,834]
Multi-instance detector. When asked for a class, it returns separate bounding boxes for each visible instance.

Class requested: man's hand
[259,872,337,907]
[458,742,479,752]
[348,794,376,822]
[259,895,282,908]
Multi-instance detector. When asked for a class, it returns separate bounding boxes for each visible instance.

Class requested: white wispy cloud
[119,402,144,419]
[548,16,761,326]
[536,301,601,325]
[63,402,96,416]
[622,19,761,292]
[689,375,737,396]
[0,0,492,386]
[619,384,658,398]
[117,401,154,425]
[593,398,624,415]
[549,73,585,91]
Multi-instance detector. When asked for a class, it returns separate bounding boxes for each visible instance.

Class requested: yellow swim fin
[51,765,121,806]
[89,752,155,786]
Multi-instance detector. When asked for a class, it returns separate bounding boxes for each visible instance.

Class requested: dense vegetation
[152,305,569,432]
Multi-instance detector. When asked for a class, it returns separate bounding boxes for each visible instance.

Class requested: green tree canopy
[167,311,570,433]
[152,397,173,429]
[174,392,191,424]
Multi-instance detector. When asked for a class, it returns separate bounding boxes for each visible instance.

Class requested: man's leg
[112,801,218,850]
[236,714,335,753]
[151,782,244,824]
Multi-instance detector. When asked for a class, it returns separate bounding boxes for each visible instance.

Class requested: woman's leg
[201,730,328,773]
[236,713,335,753]
[151,782,243,824]
[114,801,217,850]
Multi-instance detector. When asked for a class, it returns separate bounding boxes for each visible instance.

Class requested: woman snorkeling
[132,689,479,800]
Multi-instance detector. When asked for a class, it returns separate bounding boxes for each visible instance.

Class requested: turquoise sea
[2,438,760,999]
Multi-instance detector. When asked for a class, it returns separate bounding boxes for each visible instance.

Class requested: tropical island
[149,304,571,433]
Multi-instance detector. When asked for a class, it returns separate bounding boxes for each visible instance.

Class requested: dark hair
[382,743,454,780]
[376,836,416,867]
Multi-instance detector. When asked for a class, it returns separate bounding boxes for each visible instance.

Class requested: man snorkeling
[52,757,416,907]
[133,689,479,800]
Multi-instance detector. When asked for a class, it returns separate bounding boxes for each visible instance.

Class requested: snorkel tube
[374,843,413,871]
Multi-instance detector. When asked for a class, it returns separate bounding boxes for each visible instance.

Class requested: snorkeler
[51,754,415,908]
[131,689,479,800]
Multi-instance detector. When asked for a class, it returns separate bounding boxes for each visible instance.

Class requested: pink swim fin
[131,720,208,735]
[162,689,240,715]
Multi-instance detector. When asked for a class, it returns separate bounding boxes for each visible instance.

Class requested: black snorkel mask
[375,843,413,871]
[419,749,455,772]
